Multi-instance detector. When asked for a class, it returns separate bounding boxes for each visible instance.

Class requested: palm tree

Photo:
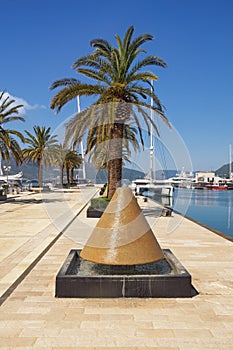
[53,144,83,185]
[52,143,67,185]
[0,91,25,167]
[22,126,58,187]
[50,26,170,198]
[87,124,140,170]
[64,149,82,184]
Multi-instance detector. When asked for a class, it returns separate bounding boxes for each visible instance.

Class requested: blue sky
[1,0,233,172]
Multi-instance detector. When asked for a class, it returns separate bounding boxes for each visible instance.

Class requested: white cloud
[1,91,46,114]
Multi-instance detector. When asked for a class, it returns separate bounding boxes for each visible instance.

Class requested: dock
[0,188,233,349]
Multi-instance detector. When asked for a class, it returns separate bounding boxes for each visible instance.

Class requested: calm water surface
[173,189,233,238]
[150,189,233,238]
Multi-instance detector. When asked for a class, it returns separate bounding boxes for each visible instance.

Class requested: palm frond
[50,78,80,90]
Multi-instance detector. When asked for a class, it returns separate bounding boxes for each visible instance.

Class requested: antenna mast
[149,81,154,182]
[229,144,232,180]
[77,96,86,180]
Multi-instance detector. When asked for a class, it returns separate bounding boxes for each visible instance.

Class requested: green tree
[22,126,58,187]
[53,144,83,185]
[52,143,67,185]
[50,26,169,198]
[64,149,82,184]
[0,91,25,165]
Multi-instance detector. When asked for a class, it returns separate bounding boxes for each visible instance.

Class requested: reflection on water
[173,189,233,238]
[147,189,233,238]
[142,191,173,207]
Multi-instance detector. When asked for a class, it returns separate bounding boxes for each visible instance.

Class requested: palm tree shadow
[7,197,64,205]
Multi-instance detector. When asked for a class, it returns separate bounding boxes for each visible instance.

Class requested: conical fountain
[80,187,164,265]
[56,187,193,298]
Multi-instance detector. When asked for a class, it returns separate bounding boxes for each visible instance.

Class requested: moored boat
[205,184,228,190]
[130,178,174,197]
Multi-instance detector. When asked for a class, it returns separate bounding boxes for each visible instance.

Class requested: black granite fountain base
[55,249,194,298]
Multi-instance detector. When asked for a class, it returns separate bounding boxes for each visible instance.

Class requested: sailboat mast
[229,144,232,180]
[149,81,154,182]
[0,154,3,176]
[77,96,86,180]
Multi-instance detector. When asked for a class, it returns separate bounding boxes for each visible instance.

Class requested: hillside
[2,160,145,183]
[215,163,233,178]
[2,159,182,183]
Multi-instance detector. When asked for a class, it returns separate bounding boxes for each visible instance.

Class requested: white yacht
[167,168,195,188]
[0,155,23,183]
[130,178,174,197]
[0,171,23,182]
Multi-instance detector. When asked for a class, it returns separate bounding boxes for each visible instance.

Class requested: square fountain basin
[55,249,193,298]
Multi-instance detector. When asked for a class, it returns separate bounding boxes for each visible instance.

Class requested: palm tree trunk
[107,123,124,199]
[38,157,43,187]
[66,166,70,184]
[71,167,74,183]
[60,165,64,185]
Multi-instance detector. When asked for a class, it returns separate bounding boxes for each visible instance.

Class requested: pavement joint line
[0,188,98,307]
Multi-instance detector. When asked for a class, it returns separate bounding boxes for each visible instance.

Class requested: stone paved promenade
[0,187,233,349]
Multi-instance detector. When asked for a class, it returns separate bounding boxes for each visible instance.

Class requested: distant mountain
[2,158,185,183]
[93,167,145,184]
[2,160,146,184]
[154,170,177,179]
[1,160,56,180]
[215,163,233,178]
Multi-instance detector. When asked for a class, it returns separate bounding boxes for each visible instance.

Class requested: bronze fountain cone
[80,187,164,265]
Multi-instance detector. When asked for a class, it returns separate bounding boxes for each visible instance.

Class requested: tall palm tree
[0,91,25,168]
[50,26,170,198]
[22,126,58,187]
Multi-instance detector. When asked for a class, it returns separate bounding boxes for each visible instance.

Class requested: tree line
[0,93,82,187]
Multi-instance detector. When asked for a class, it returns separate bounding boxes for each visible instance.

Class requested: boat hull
[136,184,174,197]
[205,185,228,190]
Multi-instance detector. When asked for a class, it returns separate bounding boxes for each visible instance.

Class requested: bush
[90,197,110,210]
[99,183,108,196]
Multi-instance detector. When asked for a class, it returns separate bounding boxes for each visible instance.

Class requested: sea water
[175,189,233,238]
[150,189,233,239]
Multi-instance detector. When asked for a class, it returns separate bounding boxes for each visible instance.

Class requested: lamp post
[3,165,11,183]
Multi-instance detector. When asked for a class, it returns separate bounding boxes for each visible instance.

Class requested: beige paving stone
[173,328,213,338]
[34,336,83,347]
[0,325,22,337]
[0,337,37,347]
[136,328,175,338]
[0,237,29,261]
[99,313,135,321]
[64,313,100,322]
[19,326,62,337]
